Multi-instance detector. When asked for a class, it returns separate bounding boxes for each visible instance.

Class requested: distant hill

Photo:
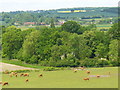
[0,7,118,26]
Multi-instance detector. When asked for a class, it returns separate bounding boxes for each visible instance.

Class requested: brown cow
[3,82,8,86]
[15,74,18,77]
[20,73,24,77]
[74,70,77,73]
[86,70,90,74]
[25,79,29,82]
[24,73,29,77]
[83,78,89,81]
[9,74,12,77]
[39,74,43,77]
[11,72,17,76]
[0,82,2,84]
[96,75,100,78]
[80,66,85,70]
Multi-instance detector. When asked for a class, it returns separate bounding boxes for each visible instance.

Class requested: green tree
[95,43,108,58]
[50,18,55,28]
[108,39,118,61]
[108,22,120,40]
[2,26,22,59]
[22,30,41,63]
[61,21,80,34]
[69,34,92,59]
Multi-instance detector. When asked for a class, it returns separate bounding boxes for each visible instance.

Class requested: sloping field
[0,62,38,72]
[2,67,118,88]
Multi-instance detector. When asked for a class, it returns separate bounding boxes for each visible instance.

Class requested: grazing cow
[80,66,85,70]
[9,74,12,77]
[24,73,29,77]
[15,74,18,77]
[20,73,24,77]
[11,72,17,76]
[96,75,100,78]
[39,74,43,77]
[74,70,77,73]
[83,78,89,81]
[86,71,90,74]
[3,82,8,86]
[0,82,2,84]
[25,79,29,82]
[81,68,84,70]
[11,72,14,74]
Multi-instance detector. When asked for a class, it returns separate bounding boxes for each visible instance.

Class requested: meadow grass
[96,24,112,27]
[2,67,118,88]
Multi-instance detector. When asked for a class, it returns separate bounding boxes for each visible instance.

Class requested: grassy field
[96,24,112,30]
[2,67,118,88]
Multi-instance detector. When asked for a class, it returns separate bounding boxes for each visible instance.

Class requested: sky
[0,0,120,12]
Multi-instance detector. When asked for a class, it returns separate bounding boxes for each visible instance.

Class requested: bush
[80,58,97,67]
[43,67,60,71]
[3,70,10,74]
[29,55,38,64]
[39,61,49,66]
[55,60,79,67]
[34,70,40,72]
[110,61,118,66]
[10,69,32,73]
[96,60,109,67]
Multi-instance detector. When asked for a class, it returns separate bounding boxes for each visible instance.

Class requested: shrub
[29,55,38,64]
[110,60,118,66]
[80,58,97,67]
[3,70,10,74]
[10,69,32,73]
[43,67,60,71]
[96,60,109,67]
[39,61,49,66]
[34,70,40,72]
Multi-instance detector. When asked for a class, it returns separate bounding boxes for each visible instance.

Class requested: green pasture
[17,26,36,30]
[2,67,118,88]
[96,24,112,30]
[96,24,112,27]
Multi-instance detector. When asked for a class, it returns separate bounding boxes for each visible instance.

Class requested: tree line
[2,21,120,67]
[0,7,118,26]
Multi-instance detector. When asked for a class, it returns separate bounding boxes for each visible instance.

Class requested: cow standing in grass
[0,82,2,84]
[3,82,8,86]
[74,70,77,73]
[9,74,12,77]
[20,73,24,77]
[96,75,100,78]
[83,78,89,81]
[24,73,29,77]
[39,74,43,77]
[86,70,90,74]
[25,79,29,82]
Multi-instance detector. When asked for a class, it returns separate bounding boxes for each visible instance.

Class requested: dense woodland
[0,7,120,67]
[1,20,120,67]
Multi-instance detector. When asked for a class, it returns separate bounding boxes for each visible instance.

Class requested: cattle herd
[0,67,111,87]
[73,67,110,81]
[0,72,43,86]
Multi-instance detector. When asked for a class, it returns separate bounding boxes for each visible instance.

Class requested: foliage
[108,39,119,62]
[61,21,81,34]
[43,67,60,71]
[2,21,119,67]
